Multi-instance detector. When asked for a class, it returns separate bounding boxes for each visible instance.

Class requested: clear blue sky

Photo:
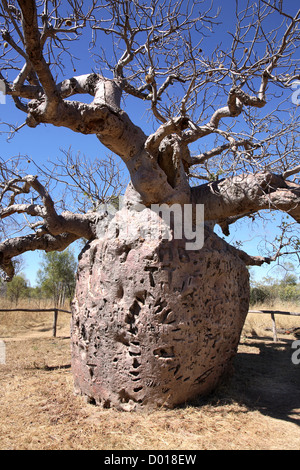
[0,0,299,286]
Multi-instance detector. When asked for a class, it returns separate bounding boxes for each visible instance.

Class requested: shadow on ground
[211,337,300,427]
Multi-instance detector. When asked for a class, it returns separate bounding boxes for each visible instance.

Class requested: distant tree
[37,249,77,307]
[0,257,26,298]
[279,263,298,286]
[6,274,29,305]
[277,263,300,302]
[250,286,269,305]
[0,276,6,297]
[250,263,300,305]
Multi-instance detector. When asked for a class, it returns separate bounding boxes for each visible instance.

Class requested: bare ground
[0,307,300,450]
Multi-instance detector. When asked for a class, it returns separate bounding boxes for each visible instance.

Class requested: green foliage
[250,263,300,305]
[277,283,300,302]
[0,276,6,297]
[6,274,29,305]
[37,249,77,307]
[250,287,270,305]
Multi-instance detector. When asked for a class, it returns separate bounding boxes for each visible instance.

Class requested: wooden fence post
[53,309,58,338]
[271,313,278,342]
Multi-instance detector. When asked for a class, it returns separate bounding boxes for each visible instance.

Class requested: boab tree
[0,0,300,410]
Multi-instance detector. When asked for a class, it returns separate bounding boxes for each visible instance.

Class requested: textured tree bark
[192,172,300,231]
[71,208,249,410]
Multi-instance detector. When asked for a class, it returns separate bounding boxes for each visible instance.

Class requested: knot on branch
[26,113,39,128]
[86,73,101,94]
[173,116,190,132]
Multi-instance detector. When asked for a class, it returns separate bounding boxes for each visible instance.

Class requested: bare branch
[1,0,300,272]
[144,116,189,157]
[282,165,300,180]
[234,248,276,267]
[0,173,97,239]
[0,232,79,280]
[17,0,58,103]
[192,172,300,230]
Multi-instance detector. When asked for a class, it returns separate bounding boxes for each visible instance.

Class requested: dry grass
[0,299,300,450]
[0,298,71,339]
[244,301,300,340]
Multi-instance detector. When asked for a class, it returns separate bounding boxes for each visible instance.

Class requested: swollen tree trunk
[71,208,249,410]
